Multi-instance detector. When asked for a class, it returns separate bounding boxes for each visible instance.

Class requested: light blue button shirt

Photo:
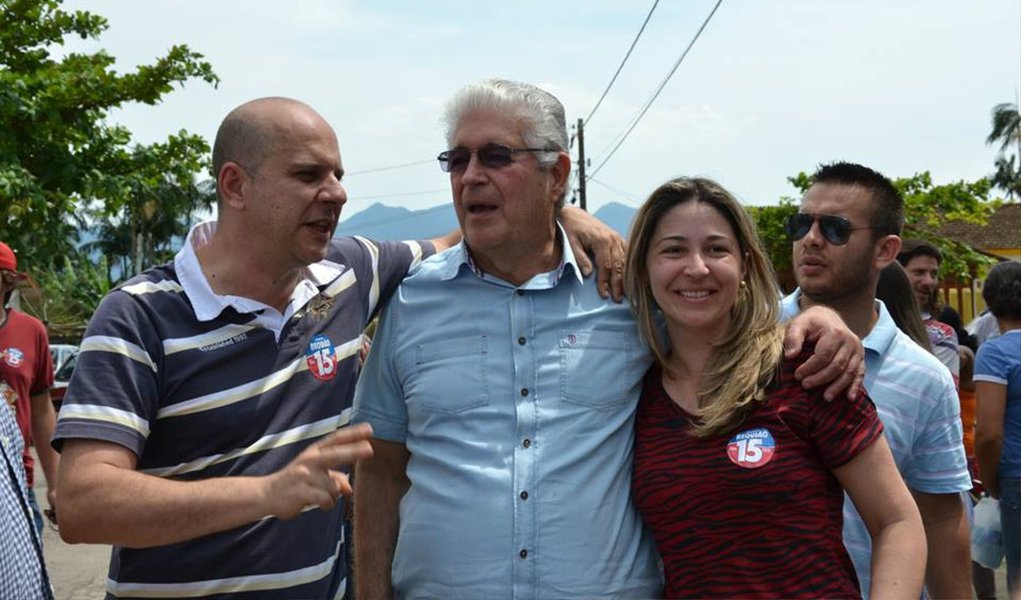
[353,226,662,599]
[781,291,970,598]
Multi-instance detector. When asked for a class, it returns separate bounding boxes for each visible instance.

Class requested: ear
[548,151,572,203]
[218,162,249,211]
[874,234,902,270]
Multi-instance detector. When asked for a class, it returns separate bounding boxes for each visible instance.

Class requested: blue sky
[61,1,1020,218]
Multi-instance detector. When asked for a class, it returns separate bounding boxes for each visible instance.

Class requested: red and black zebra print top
[632,350,883,599]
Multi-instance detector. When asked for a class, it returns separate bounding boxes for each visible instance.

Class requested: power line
[583,0,660,127]
[346,159,434,177]
[589,177,642,203]
[355,189,449,201]
[587,0,724,180]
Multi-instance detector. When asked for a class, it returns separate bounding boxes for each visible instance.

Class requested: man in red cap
[0,241,59,539]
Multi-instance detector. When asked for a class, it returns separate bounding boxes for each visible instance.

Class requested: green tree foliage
[746,200,797,292]
[0,0,219,269]
[761,171,998,285]
[18,253,111,341]
[988,100,1021,198]
[986,101,1021,200]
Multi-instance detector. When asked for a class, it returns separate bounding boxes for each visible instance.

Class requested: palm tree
[987,101,1021,200]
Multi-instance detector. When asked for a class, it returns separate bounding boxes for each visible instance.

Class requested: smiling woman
[624,176,926,598]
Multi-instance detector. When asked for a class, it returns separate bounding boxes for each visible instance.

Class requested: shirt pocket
[409,335,490,414]
[559,329,632,409]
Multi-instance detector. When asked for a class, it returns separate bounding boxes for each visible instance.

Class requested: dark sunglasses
[437,144,549,173]
[784,213,873,246]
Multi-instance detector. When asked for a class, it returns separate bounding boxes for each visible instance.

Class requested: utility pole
[576,118,587,211]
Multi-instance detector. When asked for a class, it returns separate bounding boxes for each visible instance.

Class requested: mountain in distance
[335,201,637,241]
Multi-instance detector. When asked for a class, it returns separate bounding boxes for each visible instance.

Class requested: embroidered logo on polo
[726,427,776,469]
[2,348,24,368]
[306,334,338,381]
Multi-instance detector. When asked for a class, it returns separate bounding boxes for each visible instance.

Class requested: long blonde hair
[625,177,785,437]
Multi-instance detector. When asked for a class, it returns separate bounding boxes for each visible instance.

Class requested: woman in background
[974,260,1021,597]
[876,262,931,350]
[625,177,925,598]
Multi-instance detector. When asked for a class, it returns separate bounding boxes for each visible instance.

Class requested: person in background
[974,260,1021,597]
[0,241,59,539]
[968,309,1002,347]
[877,260,996,598]
[876,262,931,350]
[897,239,960,385]
[626,177,924,598]
[0,390,53,599]
[780,162,973,598]
[939,303,977,353]
[961,344,999,600]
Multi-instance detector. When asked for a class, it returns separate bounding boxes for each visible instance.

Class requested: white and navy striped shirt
[54,223,430,599]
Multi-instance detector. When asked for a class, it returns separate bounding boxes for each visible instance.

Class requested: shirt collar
[174,220,344,323]
[864,299,898,356]
[438,221,584,287]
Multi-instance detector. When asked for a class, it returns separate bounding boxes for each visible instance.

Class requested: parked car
[50,343,78,372]
[51,349,78,411]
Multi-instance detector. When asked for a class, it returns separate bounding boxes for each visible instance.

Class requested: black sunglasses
[437,144,549,173]
[784,213,873,246]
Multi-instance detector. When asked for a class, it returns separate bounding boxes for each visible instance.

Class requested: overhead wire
[355,189,448,201]
[583,0,660,128]
[589,177,642,203]
[587,0,724,181]
[345,159,434,176]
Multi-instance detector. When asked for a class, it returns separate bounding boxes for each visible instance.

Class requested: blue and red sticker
[305,334,337,381]
[726,427,776,469]
[2,348,24,368]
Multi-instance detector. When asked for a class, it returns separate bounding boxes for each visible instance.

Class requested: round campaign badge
[3,348,24,368]
[305,334,338,381]
[726,427,777,469]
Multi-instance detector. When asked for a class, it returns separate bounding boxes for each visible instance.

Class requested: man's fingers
[303,424,375,469]
[317,423,373,446]
[310,440,373,470]
[821,368,856,402]
[566,231,593,278]
[783,319,808,358]
[608,241,626,302]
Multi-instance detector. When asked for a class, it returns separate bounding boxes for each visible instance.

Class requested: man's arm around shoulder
[355,438,410,600]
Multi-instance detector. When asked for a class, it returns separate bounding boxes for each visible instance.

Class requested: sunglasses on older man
[784,213,874,246]
[437,144,549,173]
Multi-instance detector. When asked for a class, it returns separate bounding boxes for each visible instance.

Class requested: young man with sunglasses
[352,80,868,599]
[780,161,972,599]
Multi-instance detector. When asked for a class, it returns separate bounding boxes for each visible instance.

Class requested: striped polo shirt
[54,224,430,599]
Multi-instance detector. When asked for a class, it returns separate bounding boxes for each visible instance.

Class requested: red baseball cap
[0,242,26,279]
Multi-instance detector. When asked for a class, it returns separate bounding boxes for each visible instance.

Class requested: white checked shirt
[0,399,52,599]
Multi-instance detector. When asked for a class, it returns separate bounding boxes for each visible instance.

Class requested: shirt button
[520,491,529,500]
[520,388,529,397]
[516,289,525,296]
[517,336,526,345]
[522,438,532,448]
[519,549,528,559]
